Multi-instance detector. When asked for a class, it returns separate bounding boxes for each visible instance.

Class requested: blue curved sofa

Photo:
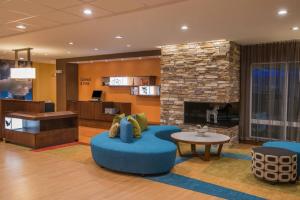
[91,125,181,175]
[263,141,300,177]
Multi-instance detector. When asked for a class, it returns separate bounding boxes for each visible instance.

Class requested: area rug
[33,143,300,200]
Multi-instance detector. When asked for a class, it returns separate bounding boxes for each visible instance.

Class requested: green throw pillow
[112,113,125,125]
[127,115,141,138]
[109,122,120,138]
[136,113,148,132]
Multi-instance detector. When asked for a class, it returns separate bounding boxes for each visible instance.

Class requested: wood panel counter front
[4,111,78,149]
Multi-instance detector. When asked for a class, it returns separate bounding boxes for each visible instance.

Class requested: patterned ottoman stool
[251,147,297,183]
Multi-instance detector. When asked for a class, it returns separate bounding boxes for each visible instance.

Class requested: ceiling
[0,0,299,63]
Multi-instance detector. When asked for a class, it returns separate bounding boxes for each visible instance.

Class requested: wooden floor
[0,142,220,200]
[79,126,106,144]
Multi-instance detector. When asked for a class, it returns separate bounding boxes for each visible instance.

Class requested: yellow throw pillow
[109,122,120,138]
[136,113,148,132]
[127,116,141,138]
[112,113,125,125]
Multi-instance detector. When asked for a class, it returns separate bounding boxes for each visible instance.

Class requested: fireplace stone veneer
[160,40,240,137]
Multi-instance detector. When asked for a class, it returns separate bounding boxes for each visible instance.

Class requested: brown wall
[78,58,161,123]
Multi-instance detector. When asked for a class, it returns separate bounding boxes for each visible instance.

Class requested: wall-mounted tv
[0,60,33,100]
[92,90,102,100]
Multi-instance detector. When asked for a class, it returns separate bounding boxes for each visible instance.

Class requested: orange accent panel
[78,58,161,123]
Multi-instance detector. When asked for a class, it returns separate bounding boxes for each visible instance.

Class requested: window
[250,62,300,141]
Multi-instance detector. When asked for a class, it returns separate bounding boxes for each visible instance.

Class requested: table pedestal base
[177,143,224,161]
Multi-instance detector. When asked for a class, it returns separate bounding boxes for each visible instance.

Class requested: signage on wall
[80,77,91,86]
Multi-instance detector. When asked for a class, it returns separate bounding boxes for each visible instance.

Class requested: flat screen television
[92,90,102,100]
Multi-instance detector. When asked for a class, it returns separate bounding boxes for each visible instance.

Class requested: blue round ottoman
[263,141,300,178]
[91,125,181,175]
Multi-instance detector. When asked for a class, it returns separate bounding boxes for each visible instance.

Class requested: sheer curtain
[250,62,300,141]
[240,40,300,142]
[250,63,285,140]
[287,63,300,141]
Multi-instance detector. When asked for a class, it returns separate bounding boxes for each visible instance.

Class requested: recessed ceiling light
[19,57,24,60]
[83,9,92,15]
[68,42,74,45]
[16,24,26,30]
[181,25,189,31]
[292,26,299,31]
[126,44,131,48]
[278,9,288,16]
[93,48,99,51]
[115,35,124,39]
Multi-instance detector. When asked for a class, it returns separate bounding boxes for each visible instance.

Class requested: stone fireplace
[160,40,240,137]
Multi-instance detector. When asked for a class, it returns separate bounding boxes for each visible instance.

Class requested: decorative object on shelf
[102,76,156,87]
[196,125,209,136]
[130,85,160,96]
[10,48,36,79]
[104,107,118,115]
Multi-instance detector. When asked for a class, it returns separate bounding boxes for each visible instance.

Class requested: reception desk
[0,99,46,139]
[4,111,78,148]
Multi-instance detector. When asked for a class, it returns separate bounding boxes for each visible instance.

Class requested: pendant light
[10,48,36,79]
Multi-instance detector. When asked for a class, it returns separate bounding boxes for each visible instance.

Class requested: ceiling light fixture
[94,48,99,51]
[16,24,26,30]
[277,9,288,16]
[83,8,92,15]
[68,42,74,45]
[181,25,189,31]
[11,48,36,79]
[115,35,124,39]
[292,26,299,31]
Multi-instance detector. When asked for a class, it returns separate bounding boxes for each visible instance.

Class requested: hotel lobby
[0,0,300,199]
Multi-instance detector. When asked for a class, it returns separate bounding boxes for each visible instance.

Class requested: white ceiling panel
[139,0,182,6]
[42,11,83,24]
[18,16,60,28]
[29,0,83,9]
[64,4,111,18]
[0,9,31,24]
[91,0,145,13]
[0,0,55,16]
[0,26,20,37]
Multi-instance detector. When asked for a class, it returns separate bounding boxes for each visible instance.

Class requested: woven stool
[251,147,297,183]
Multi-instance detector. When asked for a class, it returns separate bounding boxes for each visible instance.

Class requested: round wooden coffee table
[171,132,230,161]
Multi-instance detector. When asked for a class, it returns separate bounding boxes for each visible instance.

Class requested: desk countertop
[6,111,77,120]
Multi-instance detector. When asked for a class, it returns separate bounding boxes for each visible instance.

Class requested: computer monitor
[92,90,102,100]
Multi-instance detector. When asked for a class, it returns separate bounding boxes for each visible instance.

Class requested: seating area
[91,125,180,174]
[0,1,300,199]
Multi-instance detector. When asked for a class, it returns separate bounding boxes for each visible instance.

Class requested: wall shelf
[102,76,156,87]
[130,85,160,96]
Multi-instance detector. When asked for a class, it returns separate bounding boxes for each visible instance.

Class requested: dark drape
[240,40,300,141]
